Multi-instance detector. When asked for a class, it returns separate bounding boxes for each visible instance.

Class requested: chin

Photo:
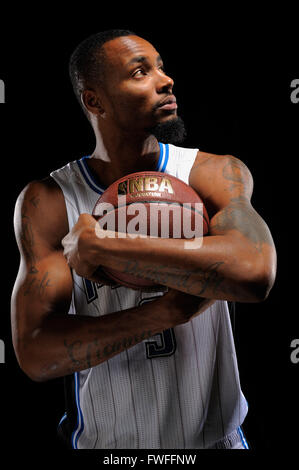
[148,115,187,145]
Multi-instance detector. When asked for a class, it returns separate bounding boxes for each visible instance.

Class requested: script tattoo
[64,330,153,371]
[21,206,38,274]
[23,271,52,297]
[20,195,53,296]
[20,194,41,273]
[122,260,225,297]
[64,340,83,370]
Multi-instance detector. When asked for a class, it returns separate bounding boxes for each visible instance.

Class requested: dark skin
[11,35,277,382]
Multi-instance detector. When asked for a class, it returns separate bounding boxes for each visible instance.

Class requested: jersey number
[145,328,176,359]
[83,281,177,359]
[139,297,176,359]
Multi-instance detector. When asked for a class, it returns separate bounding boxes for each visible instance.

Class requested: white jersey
[51,143,248,449]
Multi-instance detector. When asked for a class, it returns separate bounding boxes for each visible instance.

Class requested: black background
[0,6,298,463]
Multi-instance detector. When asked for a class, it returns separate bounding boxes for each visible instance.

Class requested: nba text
[290,79,299,104]
[290,339,299,364]
[94,198,204,250]
[0,80,4,103]
[0,339,4,363]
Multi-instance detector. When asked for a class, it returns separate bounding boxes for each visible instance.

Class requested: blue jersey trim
[161,143,169,172]
[156,143,164,171]
[156,143,169,172]
[58,412,67,427]
[77,156,105,195]
[237,426,249,449]
[72,372,84,449]
[78,144,169,195]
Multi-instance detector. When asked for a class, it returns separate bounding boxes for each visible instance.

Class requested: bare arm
[63,153,277,302]
[11,179,210,382]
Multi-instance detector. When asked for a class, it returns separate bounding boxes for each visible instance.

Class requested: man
[11,29,276,449]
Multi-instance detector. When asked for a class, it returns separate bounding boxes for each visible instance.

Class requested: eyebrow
[126,54,163,67]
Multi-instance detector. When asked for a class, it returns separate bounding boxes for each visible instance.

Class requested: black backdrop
[0,8,298,463]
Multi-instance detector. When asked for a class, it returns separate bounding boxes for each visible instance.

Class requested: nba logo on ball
[93,172,209,250]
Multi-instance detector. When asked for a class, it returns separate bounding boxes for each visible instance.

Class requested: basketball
[92,171,209,290]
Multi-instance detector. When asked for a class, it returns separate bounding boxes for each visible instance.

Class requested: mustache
[152,95,176,111]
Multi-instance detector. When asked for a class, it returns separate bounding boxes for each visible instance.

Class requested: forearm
[19,293,212,381]
[95,233,271,302]
[63,197,276,303]
[20,304,167,381]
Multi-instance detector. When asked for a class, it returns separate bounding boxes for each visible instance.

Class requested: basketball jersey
[51,143,248,449]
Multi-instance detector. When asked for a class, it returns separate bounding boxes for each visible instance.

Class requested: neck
[88,128,160,188]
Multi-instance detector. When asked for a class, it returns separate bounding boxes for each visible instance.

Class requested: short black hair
[69,29,136,115]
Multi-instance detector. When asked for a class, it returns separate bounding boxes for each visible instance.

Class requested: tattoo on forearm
[195,261,225,296]
[64,339,83,369]
[122,260,225,297]
[64,330,153,371]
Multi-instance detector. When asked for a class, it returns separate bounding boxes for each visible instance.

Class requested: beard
[148,116,187,145]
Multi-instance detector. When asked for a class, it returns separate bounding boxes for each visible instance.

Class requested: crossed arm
[10,177,212,381]
[11,152,277,382]
[63,152,277,302]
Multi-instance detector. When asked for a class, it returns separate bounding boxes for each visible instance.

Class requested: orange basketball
[92,171,209,290]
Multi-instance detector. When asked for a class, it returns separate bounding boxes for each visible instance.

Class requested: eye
[132,68,146,78]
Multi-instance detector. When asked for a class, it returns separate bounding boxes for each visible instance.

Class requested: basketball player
[11,30,276,450]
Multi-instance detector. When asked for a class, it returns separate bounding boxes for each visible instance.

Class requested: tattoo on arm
[122,260,225,297]
[20,195,53,297]
[210,197,274,252]
[29,195,40,208]
[20,195,41,274]
[21,207,38,274]
[23,271,52,297]
[63,330,153,371]
[222,156,252,197]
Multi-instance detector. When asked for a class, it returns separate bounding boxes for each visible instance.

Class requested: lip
[156,95,177,111]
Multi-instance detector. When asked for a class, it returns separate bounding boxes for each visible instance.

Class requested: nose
[156,70,174,94]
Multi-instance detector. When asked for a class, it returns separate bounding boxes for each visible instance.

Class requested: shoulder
[14,177,68,251]
[189,151,254,215]
[16,176,63,201]
[190,150,252,178]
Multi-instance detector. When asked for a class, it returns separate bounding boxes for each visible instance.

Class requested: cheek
[105,78,157,129]
[115,83,155,116]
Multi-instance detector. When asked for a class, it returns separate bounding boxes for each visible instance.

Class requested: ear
[81,89,105,116]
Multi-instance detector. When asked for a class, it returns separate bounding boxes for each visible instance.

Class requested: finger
[61,233,69,249]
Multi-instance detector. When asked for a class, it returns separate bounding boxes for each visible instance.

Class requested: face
[96,36,178,134]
